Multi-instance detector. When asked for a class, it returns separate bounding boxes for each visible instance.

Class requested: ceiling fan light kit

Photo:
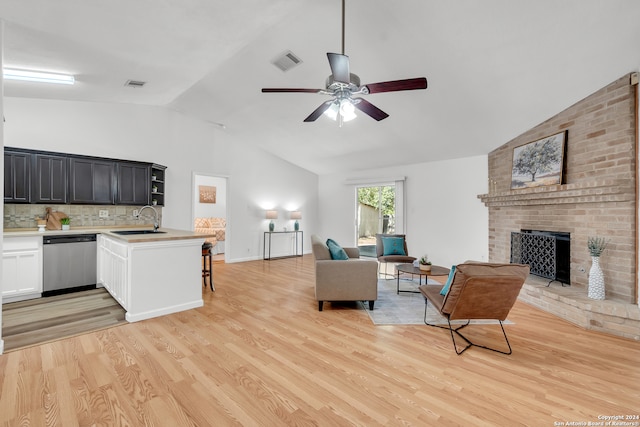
[261,0,427,125]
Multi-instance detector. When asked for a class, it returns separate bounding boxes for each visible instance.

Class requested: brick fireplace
[479,74,639,340]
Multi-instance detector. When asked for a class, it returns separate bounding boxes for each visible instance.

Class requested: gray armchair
[376,233,417,278]
[311,235,378,311]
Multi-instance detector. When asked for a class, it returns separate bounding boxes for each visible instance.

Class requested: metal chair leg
[378,261,396,280]
[423,299,512,355]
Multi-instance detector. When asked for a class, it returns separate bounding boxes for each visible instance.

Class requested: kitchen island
[98,228,210,322]
[3,227,216,322]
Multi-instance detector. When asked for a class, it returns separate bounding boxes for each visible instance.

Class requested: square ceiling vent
[271,50,302,72]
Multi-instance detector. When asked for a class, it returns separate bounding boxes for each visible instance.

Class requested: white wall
[3,97,218,230]
[318,155,489,268]
[208,140,318,261]
[1,19,5,354]
[2,97,319,262]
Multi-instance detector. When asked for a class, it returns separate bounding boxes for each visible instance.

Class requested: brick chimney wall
[480,74,637,303]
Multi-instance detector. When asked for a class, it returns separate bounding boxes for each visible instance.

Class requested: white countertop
[3,226,217,243]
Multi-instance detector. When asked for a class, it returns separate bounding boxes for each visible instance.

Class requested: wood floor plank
[0,255,638,426]
[2,288,127,352]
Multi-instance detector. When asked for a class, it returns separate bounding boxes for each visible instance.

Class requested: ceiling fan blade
[364,77,428,94]
[327,53,350,84]
[352,98,389,121]
[304,101,333,122]
[262,88,322,93]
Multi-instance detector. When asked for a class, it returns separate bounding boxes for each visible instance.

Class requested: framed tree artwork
[199,185,217,203]
[511,131,567,189]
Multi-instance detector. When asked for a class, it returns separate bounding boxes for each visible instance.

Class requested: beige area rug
[362,278,513,326]
[362,278,445,325]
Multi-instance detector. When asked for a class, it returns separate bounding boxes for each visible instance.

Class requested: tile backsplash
[4,204,163,229]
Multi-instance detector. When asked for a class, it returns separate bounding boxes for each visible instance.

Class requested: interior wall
[208,141,319,261]
[1,19,6,354]
[3,97,217,230]
[2,97,319,262]
[318,155,489,268]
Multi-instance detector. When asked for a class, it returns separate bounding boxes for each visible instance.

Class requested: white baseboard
[125,299,203,323]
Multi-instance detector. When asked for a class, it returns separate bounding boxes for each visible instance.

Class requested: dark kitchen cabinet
[4,147,167,207]
[69,157,116,204]
[4,149,31,203]
[150,164,166,206]
[117,161,151,205]
[32,153,68,204]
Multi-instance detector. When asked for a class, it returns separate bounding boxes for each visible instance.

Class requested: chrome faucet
[137,205,160,231]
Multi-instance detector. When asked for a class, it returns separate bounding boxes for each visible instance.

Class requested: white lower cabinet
[3,236,43,302]
[97,234,130,310]
[98,234,203,322]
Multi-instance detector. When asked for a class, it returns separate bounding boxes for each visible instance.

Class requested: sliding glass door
[356,185,396,257]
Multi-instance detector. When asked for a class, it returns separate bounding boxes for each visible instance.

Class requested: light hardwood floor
[0,255,638,426]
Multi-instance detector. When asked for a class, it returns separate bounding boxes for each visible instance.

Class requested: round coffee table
[395,263,450,294]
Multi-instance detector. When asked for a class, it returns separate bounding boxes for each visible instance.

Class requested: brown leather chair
[419,262,529,355]
[375,233,417,278]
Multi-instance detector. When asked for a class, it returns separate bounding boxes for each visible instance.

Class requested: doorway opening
[356,185,396,258]
[192,173,228,263]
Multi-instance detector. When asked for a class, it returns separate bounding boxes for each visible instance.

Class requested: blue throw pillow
[440,265,457,296]
[381,236,406,256]
[326,238,349,260]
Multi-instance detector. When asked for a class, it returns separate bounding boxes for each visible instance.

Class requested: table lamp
[266,210,277,231]
[290,211,302,231]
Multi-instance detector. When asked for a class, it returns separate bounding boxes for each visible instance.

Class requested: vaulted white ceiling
[2,0,640,174]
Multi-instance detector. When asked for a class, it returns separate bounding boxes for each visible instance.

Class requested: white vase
[588,256,605,300]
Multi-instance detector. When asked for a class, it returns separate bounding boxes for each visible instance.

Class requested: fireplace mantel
[478,178,634,207]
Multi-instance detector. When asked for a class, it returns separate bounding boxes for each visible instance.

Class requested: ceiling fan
[261,0,427,125]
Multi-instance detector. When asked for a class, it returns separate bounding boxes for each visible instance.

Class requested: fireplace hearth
[510,230,570,286]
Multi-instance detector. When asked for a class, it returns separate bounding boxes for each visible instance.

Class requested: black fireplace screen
[510,230,570,285]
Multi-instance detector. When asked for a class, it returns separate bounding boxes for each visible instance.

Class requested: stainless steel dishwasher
[42,234,97,296]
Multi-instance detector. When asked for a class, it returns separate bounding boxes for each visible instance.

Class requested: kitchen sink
[111,230,167,235]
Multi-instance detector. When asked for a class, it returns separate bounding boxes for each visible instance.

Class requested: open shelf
[151,164,167,206]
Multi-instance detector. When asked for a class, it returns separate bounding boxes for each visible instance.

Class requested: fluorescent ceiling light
[3,68,75,85]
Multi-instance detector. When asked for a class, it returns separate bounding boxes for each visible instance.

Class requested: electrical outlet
[133,210,139,217]
[99,210,109,218]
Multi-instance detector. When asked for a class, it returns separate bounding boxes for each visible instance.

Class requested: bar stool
[202,242,215,291]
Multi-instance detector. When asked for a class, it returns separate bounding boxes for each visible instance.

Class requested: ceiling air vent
[271,51,302,72]
[125,80,146,88]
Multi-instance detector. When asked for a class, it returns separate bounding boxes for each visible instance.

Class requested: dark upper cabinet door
[4,150,32,203]
[69,157,116,204]
[117,162,151,205]
[32,153,68,204]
